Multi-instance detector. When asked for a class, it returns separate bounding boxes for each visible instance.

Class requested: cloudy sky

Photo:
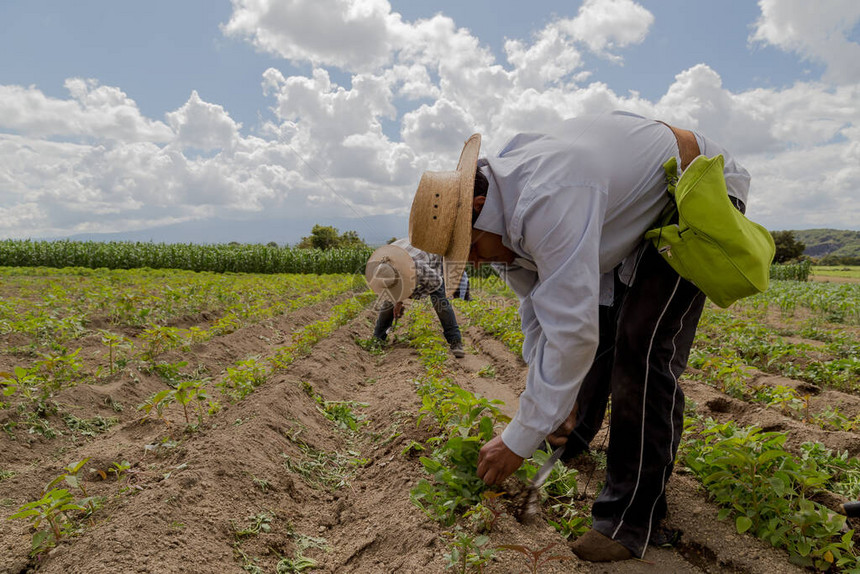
[1,0,859,244]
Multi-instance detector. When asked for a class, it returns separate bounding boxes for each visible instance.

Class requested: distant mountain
[791,228,860,260]
[52,214,409,248]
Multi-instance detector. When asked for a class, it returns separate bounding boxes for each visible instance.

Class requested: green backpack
[644,154,775,308]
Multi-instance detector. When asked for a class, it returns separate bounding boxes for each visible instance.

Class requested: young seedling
[33,348,83,389]
[497,542,572,574]
[138,389,174,427]
[317,400,368,432]
[10,488,85,554]
[98,330,133,375]
[233,512,273,538]
[109,460,132,482]
[252,476,270,493]
[138,325,184,361]
[476,365,496,379]
[464,491,505,533]
[173,379,207,425]
[45,458,91,497]
[354,335,386,355]
[443,527,496,573]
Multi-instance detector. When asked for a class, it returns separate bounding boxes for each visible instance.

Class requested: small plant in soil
[139,325,184,361]
[220,357,267,401]
[443,526,496,573]
[233,512,273,538]
[109,460,132,482]
[33,347,83,388]
[0,369,20,406]
[354,336,386,355]
[46,458,91,497]
[464,491,505,533]
[145,360,190,386]
[173,379,208,426]
[410,418,494,526]
[317,399,368,432]
[496,542,572,574]
[476,365,496,379]
[547,503,590,539]
[9,488,85,555]
[98,330,133,375]
[401,440,426,457]
[138,389,175,427]
[685,419,860,571]
[252,476,271,493]
[799,442,860,500]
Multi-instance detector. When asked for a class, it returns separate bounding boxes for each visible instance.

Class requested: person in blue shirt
[407,111,750,562]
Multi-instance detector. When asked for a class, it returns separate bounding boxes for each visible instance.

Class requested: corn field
[0,239,373,275]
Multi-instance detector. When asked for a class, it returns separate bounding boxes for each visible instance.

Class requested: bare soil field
[2,294,858,573]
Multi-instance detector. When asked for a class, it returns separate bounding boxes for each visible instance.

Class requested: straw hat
[364,244,417,304]
[408,133,481,297]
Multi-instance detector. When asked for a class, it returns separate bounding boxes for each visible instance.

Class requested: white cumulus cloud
[752,0,860,84]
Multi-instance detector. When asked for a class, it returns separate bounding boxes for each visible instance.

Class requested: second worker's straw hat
[408,134,481,297]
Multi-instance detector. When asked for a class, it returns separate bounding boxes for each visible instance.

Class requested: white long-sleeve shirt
[474,111,750,457]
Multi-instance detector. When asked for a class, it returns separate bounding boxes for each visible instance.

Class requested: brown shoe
[569,529,633,562]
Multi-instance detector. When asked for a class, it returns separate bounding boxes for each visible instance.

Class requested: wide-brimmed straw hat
[408,133,481,297]
[364,244,417,304]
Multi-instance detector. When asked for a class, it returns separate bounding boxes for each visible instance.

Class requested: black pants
[566,244,705,557]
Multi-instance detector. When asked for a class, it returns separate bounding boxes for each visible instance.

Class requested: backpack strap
[657,120,700,170]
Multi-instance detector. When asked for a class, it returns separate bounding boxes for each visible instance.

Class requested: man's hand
[477,436,524,486]
[546,402,579,447]
[393,301,404,319]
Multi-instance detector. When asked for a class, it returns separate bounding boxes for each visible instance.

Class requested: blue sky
[1,0,858,244]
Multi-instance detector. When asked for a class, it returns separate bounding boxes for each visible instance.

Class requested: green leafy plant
[464,491,505,533]
[685,420,860,570]
[317,399,368,432]
[443,526,496,573]
[233,512,273,538]
[33,348,83,388]
[138,389,175,427]
[98,330,133,375]
[410,417,494,526]
[220,357,267,401]
[45,458,90,497]
[476,365,496,379]
[9,488,85,554]
[146,360,190,385]
[173,379,208,425]
[355,336,386,355]
[139,325,184,361]
[108,460,132,482]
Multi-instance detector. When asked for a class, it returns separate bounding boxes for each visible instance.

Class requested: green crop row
[401,300,585,562]
[683,418,860,571]
[0,239,373,275]
[454,297,524,357]
[738,279,860,325]
[0,267,360,349]
[693,307,859,393]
